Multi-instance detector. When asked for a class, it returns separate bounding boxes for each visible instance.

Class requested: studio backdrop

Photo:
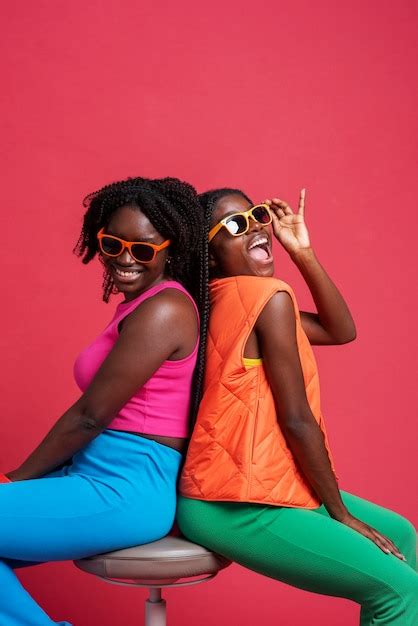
[1,1,417,624]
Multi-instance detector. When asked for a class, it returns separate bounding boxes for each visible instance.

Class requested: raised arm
[6,291,196,481]
[265,190,356,345]
[256,291,404,560]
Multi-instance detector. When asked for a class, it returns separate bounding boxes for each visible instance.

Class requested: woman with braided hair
[178,188,418,624]
[0,176,209,626]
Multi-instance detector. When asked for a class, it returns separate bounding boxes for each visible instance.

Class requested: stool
[74,535,230,626]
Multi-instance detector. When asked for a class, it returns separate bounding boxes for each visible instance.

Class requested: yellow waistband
[243,357,263,368]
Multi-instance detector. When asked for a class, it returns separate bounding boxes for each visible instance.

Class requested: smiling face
[101,204,170,301]
[209,194,274,278]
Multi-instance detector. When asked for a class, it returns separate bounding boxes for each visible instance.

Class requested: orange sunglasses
[97,228,171,264]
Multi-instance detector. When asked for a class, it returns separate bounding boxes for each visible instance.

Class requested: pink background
[1,1,417,624]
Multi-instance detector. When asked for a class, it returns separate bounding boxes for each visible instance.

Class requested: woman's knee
[396,569,418,619]
[397,515,416,543]
[366,566,418,624]
[393,514,417,560]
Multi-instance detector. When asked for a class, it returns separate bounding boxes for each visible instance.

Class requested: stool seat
[74,536,230,625]
[74,535,229,584]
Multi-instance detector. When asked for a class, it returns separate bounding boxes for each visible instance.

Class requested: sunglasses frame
[97,228,171,264]
[208,204,272,242]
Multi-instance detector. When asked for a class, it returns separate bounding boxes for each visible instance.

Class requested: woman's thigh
[0,431,182,562]
[177,495,418,606]
[0,475,153,561]
[315,490,417,568]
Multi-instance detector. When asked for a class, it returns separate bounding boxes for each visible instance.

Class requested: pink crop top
[73,281,199,438]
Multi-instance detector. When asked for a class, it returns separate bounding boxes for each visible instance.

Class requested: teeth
[248,237,268,250]
[114,268,140,278]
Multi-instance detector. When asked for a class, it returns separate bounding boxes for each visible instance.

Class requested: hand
[340,512,406,561]
[265,189,311,256]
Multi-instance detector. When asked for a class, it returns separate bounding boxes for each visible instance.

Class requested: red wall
[1,1,417,624]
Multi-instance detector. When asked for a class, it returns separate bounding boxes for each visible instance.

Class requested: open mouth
[247,235,272,262]
[111,266,143,281]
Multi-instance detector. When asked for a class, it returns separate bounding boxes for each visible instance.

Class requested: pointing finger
[298,188,306,217]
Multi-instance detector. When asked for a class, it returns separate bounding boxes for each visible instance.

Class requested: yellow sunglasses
[208,204,272,242]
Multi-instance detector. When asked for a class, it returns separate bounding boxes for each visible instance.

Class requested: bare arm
[266,190,356,345]
[256,291,347,519]
[6,291,197,481]
[256,291,404,559]
[292,248,356,345]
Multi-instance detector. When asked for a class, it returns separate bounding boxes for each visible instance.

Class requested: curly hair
[74,176,209,424]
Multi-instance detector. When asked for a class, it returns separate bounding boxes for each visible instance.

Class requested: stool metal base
[145,589,166,626]
[92,573,217,626]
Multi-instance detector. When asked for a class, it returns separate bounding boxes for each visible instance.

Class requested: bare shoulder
[121,287,198,348]
[149,287,197,322]
[256,290,296,335]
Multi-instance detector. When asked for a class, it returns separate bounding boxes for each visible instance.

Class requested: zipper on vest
[247,368,262,499]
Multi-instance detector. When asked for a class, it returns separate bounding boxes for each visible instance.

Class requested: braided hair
[198,187,253,224]
[198,188,253,281]
[74,176,210,424]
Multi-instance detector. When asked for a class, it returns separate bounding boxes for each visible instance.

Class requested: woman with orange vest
[178,188,418,625]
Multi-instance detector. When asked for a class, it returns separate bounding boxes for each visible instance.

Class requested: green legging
[177,491,418,625]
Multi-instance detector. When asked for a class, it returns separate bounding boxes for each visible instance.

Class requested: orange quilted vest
[180,275,337,509]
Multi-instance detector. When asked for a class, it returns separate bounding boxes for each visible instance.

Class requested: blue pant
[0,429,182,625]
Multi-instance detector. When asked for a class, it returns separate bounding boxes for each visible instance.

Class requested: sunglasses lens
[252,206,271,224]
[101,236,123,256]
[225,215,248,235]
[131,244,155,263]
